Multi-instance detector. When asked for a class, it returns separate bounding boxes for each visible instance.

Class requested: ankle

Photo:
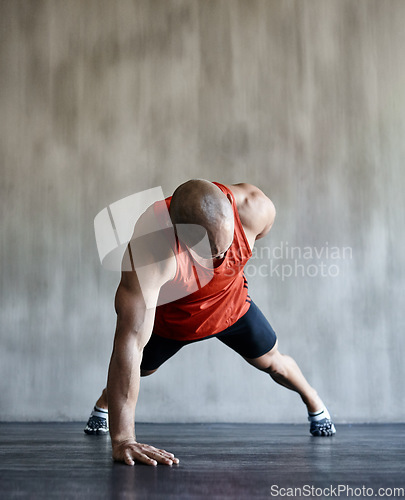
[96,389,108,410]
[302,391,324,414]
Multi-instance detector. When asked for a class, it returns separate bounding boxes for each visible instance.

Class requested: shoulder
[121,204,176,289]
[226,183,276,240]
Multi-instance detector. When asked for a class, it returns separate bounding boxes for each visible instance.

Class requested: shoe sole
[84,427,109,435]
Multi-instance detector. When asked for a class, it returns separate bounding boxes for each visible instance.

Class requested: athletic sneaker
[309,417,336,437]
[84,406,109,435]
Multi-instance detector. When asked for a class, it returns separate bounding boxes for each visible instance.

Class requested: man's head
[170,180,234,259]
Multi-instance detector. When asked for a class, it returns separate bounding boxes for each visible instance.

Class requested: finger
[143,448,172,465]
[124,451,135,466]
[159,450,180,464]
[157,448,175,457]
[155,453,179,465]
[133,450,158,466]
[136,445,179,465]
[154,448,180,464]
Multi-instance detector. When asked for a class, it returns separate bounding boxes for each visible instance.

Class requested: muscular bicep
[115,269,157,326]
[113,275,156,352]
[114,235,175,350]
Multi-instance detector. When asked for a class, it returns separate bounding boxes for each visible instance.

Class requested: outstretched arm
[107,225,178,466]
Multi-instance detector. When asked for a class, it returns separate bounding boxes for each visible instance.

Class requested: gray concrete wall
[1,0,404,423]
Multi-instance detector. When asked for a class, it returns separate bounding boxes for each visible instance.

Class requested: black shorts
[141,301,277,371]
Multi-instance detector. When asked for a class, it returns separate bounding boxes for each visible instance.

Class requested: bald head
[170,180,234,258]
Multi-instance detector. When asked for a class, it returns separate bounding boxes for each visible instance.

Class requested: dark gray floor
[0,423,404,499]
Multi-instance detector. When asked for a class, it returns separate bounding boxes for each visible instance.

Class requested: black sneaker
[310,418,336,437]
[84,406,109,435]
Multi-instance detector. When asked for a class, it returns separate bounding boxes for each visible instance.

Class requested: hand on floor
[112,439,180,466]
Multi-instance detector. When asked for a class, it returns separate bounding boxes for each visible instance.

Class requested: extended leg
[245,341,322,411]
[245,341,336,436]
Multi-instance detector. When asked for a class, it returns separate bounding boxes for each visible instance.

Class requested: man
[85,180,336,466]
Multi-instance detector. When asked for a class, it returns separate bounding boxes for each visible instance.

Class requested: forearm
[107,337,142,445]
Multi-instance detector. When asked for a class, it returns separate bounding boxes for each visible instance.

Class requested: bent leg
[84,370,159,435]
[94,368,157,409]
[141,368,158,377]
[96,387,108,409]
[84,393,109,435]
[84,333,187,434]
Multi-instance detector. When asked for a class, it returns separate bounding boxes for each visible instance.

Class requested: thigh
[216,301,277,359]
[141,333,189,371]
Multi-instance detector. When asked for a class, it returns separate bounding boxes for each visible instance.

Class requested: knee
[265,353,287,377]
[245,341,283,374]
[248,347,287,377]
[140,368,158,377]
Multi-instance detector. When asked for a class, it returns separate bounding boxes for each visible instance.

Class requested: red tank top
[152,182,252,341]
